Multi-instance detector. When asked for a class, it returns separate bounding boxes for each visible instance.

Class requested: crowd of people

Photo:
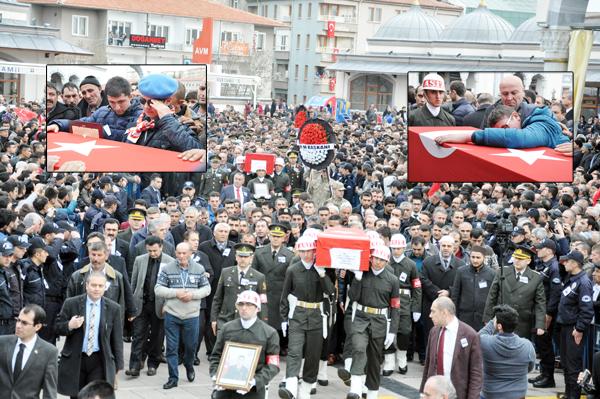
[0,69,600,399]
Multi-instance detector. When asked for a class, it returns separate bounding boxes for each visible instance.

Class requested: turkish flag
[316,227,370,271]
[427,183,441,197]
[329,77,336,91]
[14,108,37,123]
[47,132,205,172]
[327,21,335,38]
[192,18,213,64]
[408,126,572,182]
[244,153,276,174]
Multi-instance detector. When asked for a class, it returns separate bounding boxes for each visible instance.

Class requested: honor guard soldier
[345,245,400,399]
[408,73,455,127]
[211,243,268,336]
[556,251,594,399]
[483,245,546,340]
[252,224,295,354]
[273,158,292,203]
[284,150,305,194]
[279,234,335,399]
[382,234,421,375]
[211,290,281,399]
[199,155,229,200]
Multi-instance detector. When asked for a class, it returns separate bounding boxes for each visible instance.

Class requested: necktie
[87,303,96,356]
[236,187,242,203]
[437,327,446,375]
[240,271,245,282]
[14,343,25,380]
[443,259,449,270]
[273,250,277,261]
[516,272,522,281]
[435,240,440,250]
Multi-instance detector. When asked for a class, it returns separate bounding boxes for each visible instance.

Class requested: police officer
[21,239,51,338]
[0,241,15,335]
[408,73,455,127]
[272,158,292,203]
[556,250,594,399]
[382,234,421,376]
[211,243,268,335]
[199,155,229,199]
[346,245,400,399]
[126,73,202,152]
[210,290,280,399]
[530,238,562,388]
[279,235,335,399]
[483,246,546,341]
[252,224,295,354]
[451,245,495,332]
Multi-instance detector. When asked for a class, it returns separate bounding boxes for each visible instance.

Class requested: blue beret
[138,74,178,100]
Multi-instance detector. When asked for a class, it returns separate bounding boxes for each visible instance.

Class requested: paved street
[56,339,566,398]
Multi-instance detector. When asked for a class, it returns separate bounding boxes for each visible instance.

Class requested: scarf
[126,114,155,143]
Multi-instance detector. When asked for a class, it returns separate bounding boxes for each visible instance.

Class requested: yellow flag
[568,30,593,135]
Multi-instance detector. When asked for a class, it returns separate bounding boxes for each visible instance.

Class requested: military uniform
[210,317,280,399]
[408,104,455,127]
[272,171,292,203]
[483,265,546,340]
[285,164,305,193]
[247,176,274,200]
[348,267,400,393]
[199,168,228,199]
[280,257,335,388]
[557,255,594,399]
[211,266,268,330]
[383,255,421,372]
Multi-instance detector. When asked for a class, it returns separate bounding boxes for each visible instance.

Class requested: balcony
[317,14,358,32]
[274,49,290,60]
[274,72,289,82]
[316,46,351,62]
[313,77,335,94]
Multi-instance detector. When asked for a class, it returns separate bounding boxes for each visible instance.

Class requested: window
[308,3,312,18]
[274,5,278,19]
[304,65,308,81]
[185,28,199,46]
[262,5,268,16]
[277,33,289,51]
[293,94,297,105]
[72,15,88,37]
[221,31,241,42]
[296,34,301,49]
[306,34,310,50]
[303,95,307,103]
[298,3,302,19]
[368,7,382,22]
[230,0,239,8]
[350,75,393,111]
[149,24,169,41]
[295,64,299,79]
[108,21,131,44]
[255,32,266,51]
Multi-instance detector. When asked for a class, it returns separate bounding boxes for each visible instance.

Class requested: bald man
[481,75,537,129]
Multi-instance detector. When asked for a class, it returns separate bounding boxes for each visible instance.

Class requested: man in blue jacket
[434,105,570,149]
[124,74,203,152]
[47,76,143,142]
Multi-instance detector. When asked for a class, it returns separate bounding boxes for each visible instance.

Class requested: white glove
[412,312,421,322]
[281,322,288,337]
[353,271,363,281]
[315,266,326,278]
[236,379,255,395]
[384,333,395,349]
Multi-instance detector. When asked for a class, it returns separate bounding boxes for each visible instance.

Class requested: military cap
[138,73,178,100]
[234,243,256,257]
[269,223,288,237]
[128,208,147,221]
[512,245,535,260]
[210,154,221,162]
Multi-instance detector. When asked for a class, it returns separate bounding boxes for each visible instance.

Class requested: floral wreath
[298,119,336,170]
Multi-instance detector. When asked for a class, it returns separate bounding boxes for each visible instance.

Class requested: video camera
[484,210,514,238]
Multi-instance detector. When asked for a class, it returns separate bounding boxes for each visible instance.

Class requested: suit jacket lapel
[452,322,464,366]
[6,335,17,382]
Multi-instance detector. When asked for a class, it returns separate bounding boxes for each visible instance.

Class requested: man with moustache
[46,82,79,122]
[77,75,108,117]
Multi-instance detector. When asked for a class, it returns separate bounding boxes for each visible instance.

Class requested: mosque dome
[509,16,541,43]
[441,1,514,43]
[372,2,444,41]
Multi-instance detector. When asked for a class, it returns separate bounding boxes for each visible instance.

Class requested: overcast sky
[588,2,600,12]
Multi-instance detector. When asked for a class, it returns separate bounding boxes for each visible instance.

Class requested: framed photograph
[215,341,262,390]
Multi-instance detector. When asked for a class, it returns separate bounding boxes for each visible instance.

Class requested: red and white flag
[327,21,335,38]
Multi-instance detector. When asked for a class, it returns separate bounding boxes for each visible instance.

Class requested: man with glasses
[0,304,58,398]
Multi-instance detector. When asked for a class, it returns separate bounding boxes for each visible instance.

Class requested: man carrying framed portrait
[210,290,280,398]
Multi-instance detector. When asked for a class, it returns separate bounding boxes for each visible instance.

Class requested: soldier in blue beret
[125,74,204,153]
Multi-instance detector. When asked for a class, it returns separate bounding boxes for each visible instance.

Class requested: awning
[0,32,94,56]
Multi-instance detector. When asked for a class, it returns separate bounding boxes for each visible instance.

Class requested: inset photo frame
[215,341,262,391]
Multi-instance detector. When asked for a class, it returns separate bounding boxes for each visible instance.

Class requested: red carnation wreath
[298,119,336,170]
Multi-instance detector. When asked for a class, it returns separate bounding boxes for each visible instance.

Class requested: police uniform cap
[0,240,14,256]
[41,223,60,236]
[559,250,584,265]
[183,181,195,189]
[56,221,76,232]
[512,245,535,260]
[278,208,291,216]
[269,223,288,237]
[234,243,255,257]
[128,208,147,221]
[7,235,29,249]
[28,238,47,254]
[91,190,105,203]
[534,238,556,252]
[511,226,526,236]
[138,74,178,100]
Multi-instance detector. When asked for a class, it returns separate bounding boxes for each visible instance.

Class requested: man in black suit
[220,172,251,207]
[420,235,465,348]
[0,304,58,399]
[170,206,213,246]
[463,93,493,129]
[140,174,163,207]
[55,271,124,399]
